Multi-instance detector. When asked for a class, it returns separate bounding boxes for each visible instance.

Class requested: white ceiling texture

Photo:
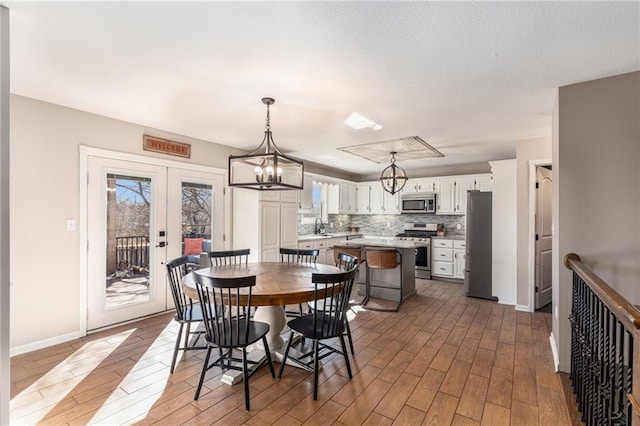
[4,1,640,178]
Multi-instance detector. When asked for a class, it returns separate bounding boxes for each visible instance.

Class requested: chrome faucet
[314,217,326,235]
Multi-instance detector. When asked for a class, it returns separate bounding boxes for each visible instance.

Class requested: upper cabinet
[356,184,371,214]
[339,182,357,214]
[436,178,456,214]
[353,181,400,215]
[299,175,314,210]
[260,189,299,203]
[476,174,493,192]
[406,178,436,193]
[436,174,492,215]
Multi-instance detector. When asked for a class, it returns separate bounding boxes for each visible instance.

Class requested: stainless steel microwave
[401,193,436,214]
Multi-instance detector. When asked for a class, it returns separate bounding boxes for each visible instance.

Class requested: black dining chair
[193,273,275,411]
[278,265,358,400]
[165,256,208,374]
[206,248,250,267]
[307,252,358,355]
[280,247,319,317]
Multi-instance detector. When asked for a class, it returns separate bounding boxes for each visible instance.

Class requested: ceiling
[4,1,640,178]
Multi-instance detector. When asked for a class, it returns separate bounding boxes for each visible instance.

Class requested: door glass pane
[181,182,213,254]
[106,174,151,309]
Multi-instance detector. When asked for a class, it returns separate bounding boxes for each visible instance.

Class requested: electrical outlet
[456,223,461,230]
[386,222,390,228]
[66,219,76,231]
[329,223,334,228]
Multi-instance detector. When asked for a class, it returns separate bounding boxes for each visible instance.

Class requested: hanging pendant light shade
[380,151,408,195]
[228,97,304,190]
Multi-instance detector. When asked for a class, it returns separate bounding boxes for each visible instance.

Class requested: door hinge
[223,233,226,242]
[535,286,539,293]
[535,182,539,189]
[223,187,226,195]
[535,234,539,241]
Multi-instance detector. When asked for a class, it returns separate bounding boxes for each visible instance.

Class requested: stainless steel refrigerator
[464,190,498,301]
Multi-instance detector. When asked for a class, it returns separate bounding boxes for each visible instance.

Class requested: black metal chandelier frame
[379,151,408,195]
[228,97,304,191]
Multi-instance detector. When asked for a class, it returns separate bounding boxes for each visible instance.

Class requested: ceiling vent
[338,136,444,164]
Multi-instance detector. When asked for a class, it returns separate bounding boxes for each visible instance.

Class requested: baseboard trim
[10,330,83,357]
[515,303,532,312]
[549,331,560,372]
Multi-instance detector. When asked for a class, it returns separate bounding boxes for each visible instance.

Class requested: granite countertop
[340,237,421,249]
[431,234,466,240]
[298,232,363,242]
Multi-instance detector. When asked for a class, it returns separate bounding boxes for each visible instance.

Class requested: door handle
[156,241,166,248]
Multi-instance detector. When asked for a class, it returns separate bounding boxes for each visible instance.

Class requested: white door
[87,157,168,330]
[87,157,225,330]
[166,168,225,261]
[535,166,553,309]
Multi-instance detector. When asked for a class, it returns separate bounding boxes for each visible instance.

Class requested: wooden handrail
[564,253,640,331]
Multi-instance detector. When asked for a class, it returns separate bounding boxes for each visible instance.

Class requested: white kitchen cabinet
[432,238,464,280]
[436,179,456,214]
[339,182,357,214]
[299,175,314,209]
[436,175,484,215]
[356,184,371,214]
[354,181,400,215]
[260,202,280,261]
[384,190,401,214]
[261,189,300,204]
[455,176,476,215]
[453,240,466,279]
[281,189,299,204]
[408,178,436,193]
[327,184,340,214]
[234,189,298,262]
[369,184,386,214]
[476,174,493,192]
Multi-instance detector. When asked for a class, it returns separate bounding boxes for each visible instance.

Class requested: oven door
[415,245,431,279]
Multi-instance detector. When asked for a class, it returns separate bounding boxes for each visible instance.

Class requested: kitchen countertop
[298,232,362,242]
[431,234,466,240]
[340,237,423,249]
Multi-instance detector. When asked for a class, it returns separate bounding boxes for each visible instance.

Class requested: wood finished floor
[10,279,573,425]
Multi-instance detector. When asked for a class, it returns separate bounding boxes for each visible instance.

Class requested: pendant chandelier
[228,97,304,190]
[380,151,408,195]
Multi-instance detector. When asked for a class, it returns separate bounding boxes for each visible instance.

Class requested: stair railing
[564,253,640,425]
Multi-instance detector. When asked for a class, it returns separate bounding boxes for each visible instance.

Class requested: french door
[86,156,224,331]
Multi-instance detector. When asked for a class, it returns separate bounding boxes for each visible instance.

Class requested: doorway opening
[529,161,553,312]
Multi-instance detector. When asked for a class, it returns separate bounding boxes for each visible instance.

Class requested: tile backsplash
[298,213,465,237]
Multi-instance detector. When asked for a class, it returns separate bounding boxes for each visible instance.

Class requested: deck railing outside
[115,236,149,270]
[564,253,640,426]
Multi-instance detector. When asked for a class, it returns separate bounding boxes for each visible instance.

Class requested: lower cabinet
[298,237,341,265]
[453,240,466,279]
[432,238,465,280]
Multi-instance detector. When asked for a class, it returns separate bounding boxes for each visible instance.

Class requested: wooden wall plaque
[143,135,191,158]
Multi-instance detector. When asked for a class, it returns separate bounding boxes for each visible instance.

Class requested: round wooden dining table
[182,261,342,384]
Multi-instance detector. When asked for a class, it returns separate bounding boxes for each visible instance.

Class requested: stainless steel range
[395,223,440,280]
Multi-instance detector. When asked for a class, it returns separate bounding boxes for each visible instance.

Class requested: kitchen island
[341,237,417,304]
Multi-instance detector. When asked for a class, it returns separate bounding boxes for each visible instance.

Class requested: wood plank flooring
[10,279,574,425]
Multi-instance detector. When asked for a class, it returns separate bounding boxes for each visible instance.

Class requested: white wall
[515,137,552,309]
[489,159,517,305]
[10,95,244,351]
[553,71,640,371]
